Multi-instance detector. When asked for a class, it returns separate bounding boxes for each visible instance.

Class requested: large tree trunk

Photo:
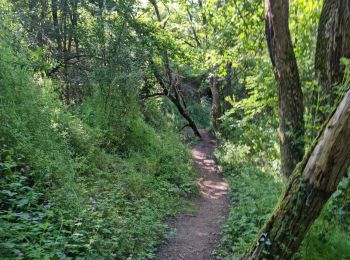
[265,0,305,179]
[243,89,350,260]
[210,74,221,130]
[315,0,350,119]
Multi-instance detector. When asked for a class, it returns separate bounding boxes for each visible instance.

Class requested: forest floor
[156,130,230,260]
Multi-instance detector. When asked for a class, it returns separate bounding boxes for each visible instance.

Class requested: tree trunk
[265,0,305,179]
[38,0,48,46]
[243,89,350,260]
[198,0,207,25]
[149,61,202,139]
[168,93,202,139]
[71,0,79,56]
[61,0,68,55]
[28,0,37,33]
[210,74,221,130]
[51,0,62,52]
[315,0,350,119]
[224,61,233,111]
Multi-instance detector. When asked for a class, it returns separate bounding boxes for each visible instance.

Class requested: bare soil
[155,130,230,260]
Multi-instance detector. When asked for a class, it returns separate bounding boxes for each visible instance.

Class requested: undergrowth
[214,145,282,259]
[0,37,197,259]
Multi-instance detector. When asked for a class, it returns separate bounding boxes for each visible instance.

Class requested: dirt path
[156,130,229,260]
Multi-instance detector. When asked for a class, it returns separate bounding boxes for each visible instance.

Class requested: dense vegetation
[0,1,201,258]
[1,0,349,259]
[0,32,200,259]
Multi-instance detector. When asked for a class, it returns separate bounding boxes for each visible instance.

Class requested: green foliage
[0,36,197,259]
[187,102,211,129]
[219,55,279,166]
[296,186,350,259]
[326,177,350,233]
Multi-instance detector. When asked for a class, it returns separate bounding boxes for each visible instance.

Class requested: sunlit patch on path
[198,179,229,199]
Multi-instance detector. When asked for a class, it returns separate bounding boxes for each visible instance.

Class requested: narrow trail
[156,130,229,260]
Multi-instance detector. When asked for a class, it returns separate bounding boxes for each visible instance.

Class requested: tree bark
[71,0,79,56]
[243,89,350,260]
[38,0,48,45]
[210,74,221,130]
[169,91,202,139]
[28,0,37,33]
[224,61,233,111]
[265,0,305,179]
[149,61,202,139]
[51,0,62,52]
[315,0,350,118]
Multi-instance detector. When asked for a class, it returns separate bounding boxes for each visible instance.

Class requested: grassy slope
[0,41,197,259]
